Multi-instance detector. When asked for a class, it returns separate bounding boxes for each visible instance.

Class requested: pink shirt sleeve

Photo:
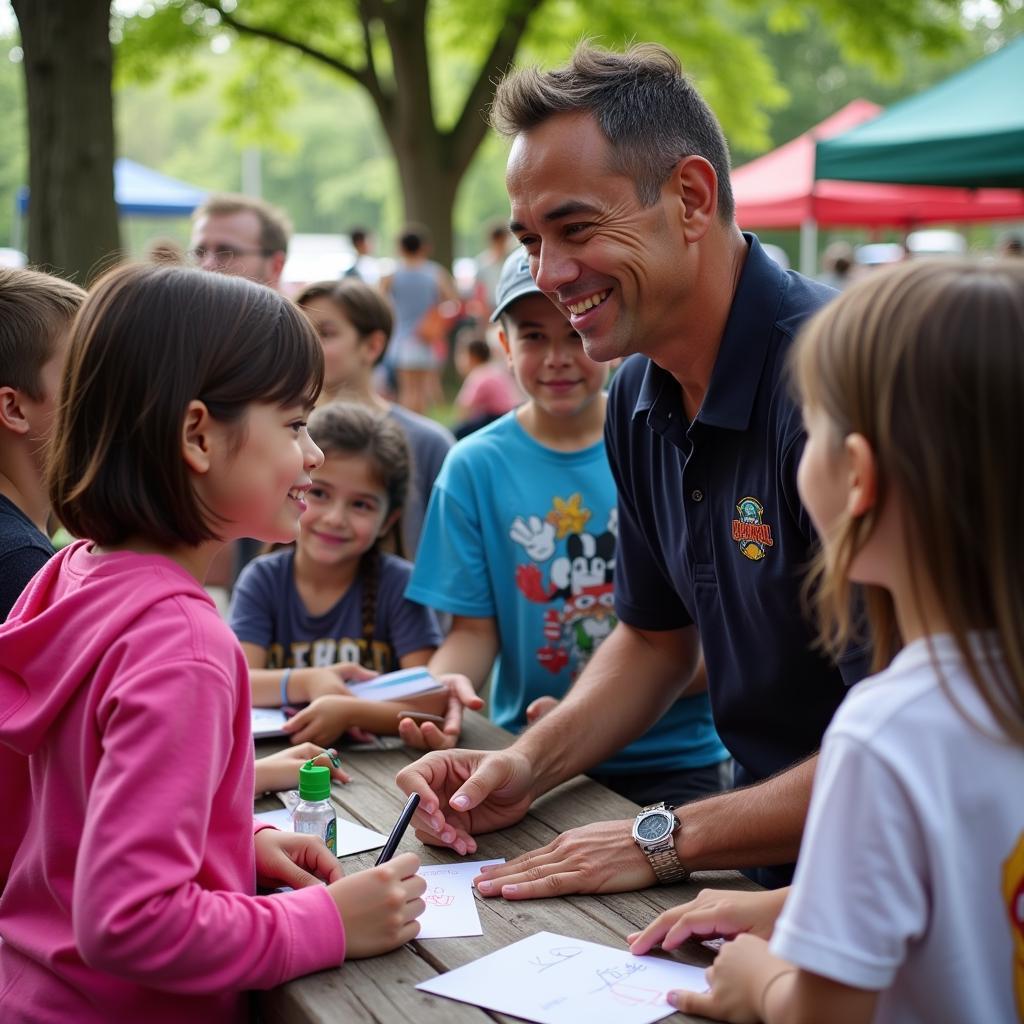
[73,656,345,993]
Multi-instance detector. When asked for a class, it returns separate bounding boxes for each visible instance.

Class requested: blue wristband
[280,668,293,707]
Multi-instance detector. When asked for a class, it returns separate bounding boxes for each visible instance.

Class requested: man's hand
[627,887,788,954]
[254,827,343,889]
[472,819,656,899]
[395,748,536,856]
[397,673,483,751]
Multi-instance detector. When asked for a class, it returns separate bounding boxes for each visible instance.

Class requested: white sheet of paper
[251,707,288,738]
[415,859,505,939]
[347,667,443,702]
[254,807,389,857]
[416,930,707,1024]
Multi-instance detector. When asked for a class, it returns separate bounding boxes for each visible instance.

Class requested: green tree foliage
[0,43,26,249]
[116,0,1005,267]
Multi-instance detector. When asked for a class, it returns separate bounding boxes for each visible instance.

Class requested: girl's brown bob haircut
[49,263,324,548]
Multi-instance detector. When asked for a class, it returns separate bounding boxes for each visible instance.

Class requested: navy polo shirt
[606,235,866,785]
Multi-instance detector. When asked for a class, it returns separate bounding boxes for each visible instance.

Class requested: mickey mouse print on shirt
[510,494,618,679]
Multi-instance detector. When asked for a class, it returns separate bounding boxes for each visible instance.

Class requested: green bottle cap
[298,762,332,802]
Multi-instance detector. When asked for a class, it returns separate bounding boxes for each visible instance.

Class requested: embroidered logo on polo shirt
[732,497,774,561]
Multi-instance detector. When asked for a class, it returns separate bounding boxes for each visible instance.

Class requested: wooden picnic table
[256,710,758,1024]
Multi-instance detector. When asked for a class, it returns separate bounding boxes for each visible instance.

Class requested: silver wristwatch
[632,802,688,883]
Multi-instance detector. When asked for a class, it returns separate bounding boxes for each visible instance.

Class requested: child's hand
[397,673,483,751]
[253,743,351,795]
[669,933,788,1022]
[525,695,560,723]
[254,828,344,889]
[627,887,788,954]
[328,851,426,958]
[297,663,378,702]
[282,695,356,747]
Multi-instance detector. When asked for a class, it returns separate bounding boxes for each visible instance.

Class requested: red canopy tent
[732,100,1024,273]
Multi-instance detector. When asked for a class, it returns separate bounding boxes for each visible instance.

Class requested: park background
[2,0,1022,282]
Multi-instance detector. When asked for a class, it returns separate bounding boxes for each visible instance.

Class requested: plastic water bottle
[292,761,337,855]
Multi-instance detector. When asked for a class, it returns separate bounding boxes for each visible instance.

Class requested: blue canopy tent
[13,159,207,252]
[17,158,207,216]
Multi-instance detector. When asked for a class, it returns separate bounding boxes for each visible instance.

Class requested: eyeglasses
[189,244,272,267]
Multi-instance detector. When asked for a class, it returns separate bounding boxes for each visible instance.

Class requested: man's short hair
[490,41,734,222]
[0,268,86,399]
[192,193,292,256]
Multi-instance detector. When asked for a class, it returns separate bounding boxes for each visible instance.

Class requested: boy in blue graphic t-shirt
[406,251,728,805]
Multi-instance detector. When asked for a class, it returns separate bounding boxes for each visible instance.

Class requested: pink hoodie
[0,542,345,1023]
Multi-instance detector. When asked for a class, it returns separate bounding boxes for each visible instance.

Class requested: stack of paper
[347,667,444,702]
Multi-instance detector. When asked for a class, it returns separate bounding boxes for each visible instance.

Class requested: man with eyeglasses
[189,193,291,292]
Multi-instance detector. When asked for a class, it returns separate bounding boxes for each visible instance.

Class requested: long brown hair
[792,259,1024,743]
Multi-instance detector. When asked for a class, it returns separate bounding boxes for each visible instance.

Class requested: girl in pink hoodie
[0,264,426,1023]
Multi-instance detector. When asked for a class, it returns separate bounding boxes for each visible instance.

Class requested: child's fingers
[669,987,716,1015]
[332,663,377,684]
[440,673,484,711]
[288,719,328,747]
[397,716,429,748]
[386,851,422,880]
[628,915,675,955]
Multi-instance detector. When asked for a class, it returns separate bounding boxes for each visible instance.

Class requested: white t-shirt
[771,634,1024,1024]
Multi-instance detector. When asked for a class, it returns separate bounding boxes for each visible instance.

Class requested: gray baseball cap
[489,247,543,322]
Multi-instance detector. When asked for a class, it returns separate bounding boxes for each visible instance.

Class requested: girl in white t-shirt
[629,260,1024,1024]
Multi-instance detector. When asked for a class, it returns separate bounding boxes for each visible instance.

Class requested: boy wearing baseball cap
[405,251,728,805]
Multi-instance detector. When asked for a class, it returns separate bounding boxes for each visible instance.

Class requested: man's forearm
[676,755,818,870]
[516,622,700,795]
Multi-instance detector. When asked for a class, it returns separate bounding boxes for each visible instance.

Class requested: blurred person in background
[344,227,381,286]
[473,222,516,314]
[817,240,855,290]
[189,193,291,292]
[452,330,521,439]
[381,224,458,415]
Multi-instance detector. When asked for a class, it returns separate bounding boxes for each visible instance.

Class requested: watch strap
[637,802,689,884]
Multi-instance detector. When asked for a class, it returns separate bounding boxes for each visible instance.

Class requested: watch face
[636,812,671,842]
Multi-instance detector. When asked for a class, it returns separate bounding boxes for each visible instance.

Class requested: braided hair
[307,401,411,669]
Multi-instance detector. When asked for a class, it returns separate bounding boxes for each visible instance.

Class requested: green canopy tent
[815,36,1024,188]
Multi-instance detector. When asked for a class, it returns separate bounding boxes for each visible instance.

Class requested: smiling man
[397,42,865,893]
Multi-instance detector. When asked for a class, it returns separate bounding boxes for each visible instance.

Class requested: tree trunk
[13,0,121,283]
[393,139,459,272]
[377,0,458,268]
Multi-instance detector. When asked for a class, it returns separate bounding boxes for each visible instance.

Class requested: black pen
[374,793,420,865]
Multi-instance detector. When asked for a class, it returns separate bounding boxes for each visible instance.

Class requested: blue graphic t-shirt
[407,412,726,775]
[229,549,441,672]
